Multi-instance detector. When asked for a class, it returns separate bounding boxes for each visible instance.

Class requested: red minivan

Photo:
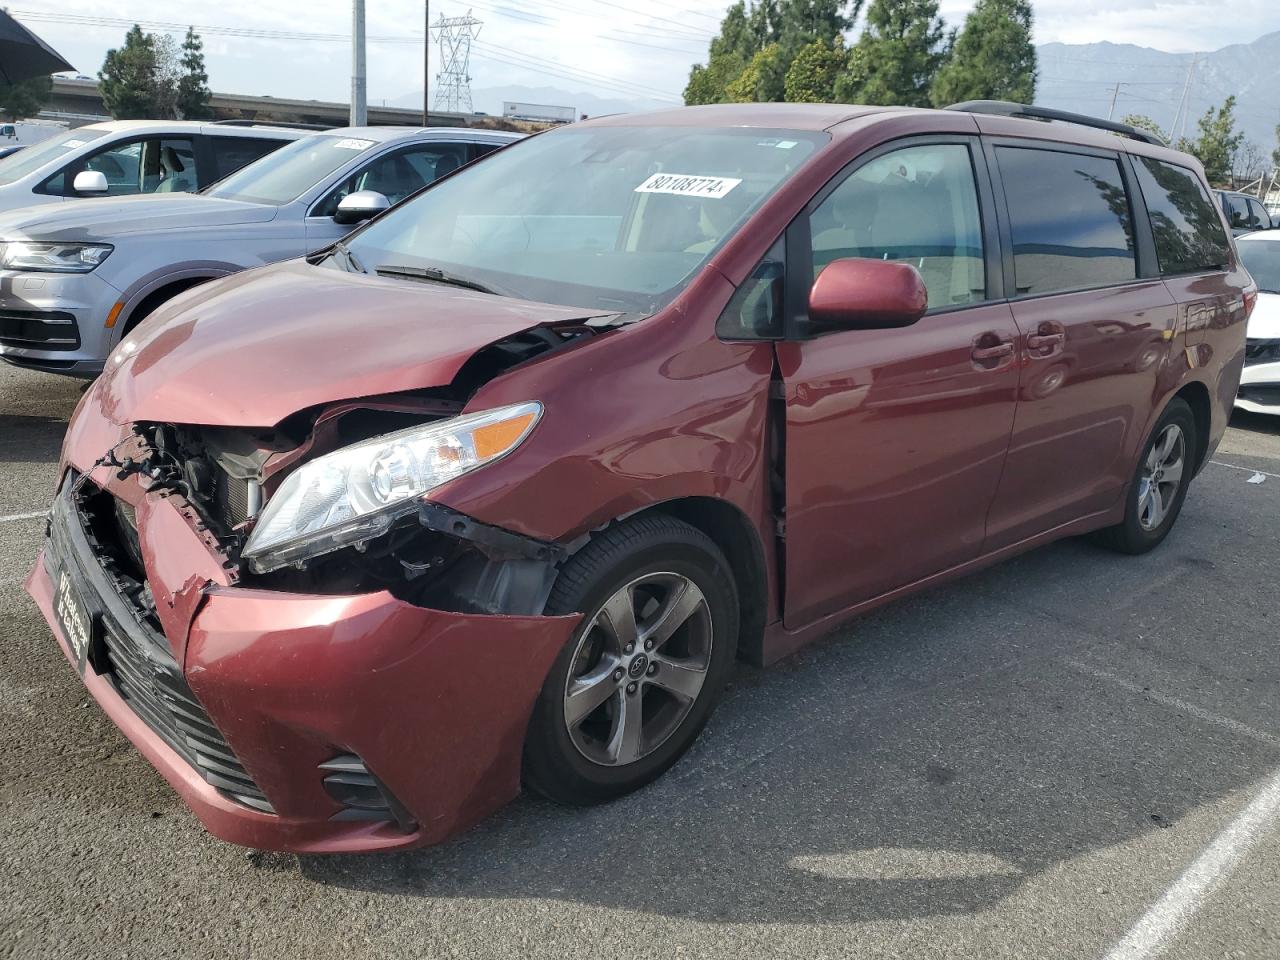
[29,102,1252,853]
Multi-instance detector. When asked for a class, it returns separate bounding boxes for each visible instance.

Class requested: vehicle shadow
[1229,408,1280,437]
[295,530,1279,925]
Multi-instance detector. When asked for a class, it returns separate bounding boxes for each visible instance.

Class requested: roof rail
[210,119,333,131]
[943,100,1167,147]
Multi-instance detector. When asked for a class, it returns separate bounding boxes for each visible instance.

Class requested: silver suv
[0,120,304,212]
[0,126,520,377]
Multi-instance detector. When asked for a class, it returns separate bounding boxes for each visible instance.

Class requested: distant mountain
[1034,33,1279,153]
[390,84,666,119]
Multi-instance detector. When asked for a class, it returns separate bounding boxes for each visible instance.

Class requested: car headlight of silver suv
[0,240,113,273]
[242,402,543,573]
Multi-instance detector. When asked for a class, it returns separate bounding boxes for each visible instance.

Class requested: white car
[0,126,520,377]
[1236,231,1280,414]
[0,120,304,213]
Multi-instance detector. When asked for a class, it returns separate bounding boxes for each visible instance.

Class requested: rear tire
[523,513,738,806]
[1095,398,1197,555]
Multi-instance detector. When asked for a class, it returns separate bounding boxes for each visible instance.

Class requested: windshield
[205,134,378,205]
[344,125,826,313]
[1238,238,1280,294]
[0,128,108,184]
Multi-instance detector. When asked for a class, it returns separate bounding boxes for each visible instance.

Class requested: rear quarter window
[996,146,1136,297]
[1133,159,1230,275]
[209,136,288,180]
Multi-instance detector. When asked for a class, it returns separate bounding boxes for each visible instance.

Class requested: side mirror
[73,170,110,195]
[334,190,390,225]
[807,258,928,333]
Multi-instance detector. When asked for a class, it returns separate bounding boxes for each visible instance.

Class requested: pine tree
[1122,114,1166,141]
[176,27,213,119]
[0,75,53,122]
[777,0,861,58]
[784,36,847,102]
[99,25,162,119]
[1177,97,1244,185]
[929,0,1034,107]
[835,0,947,107]
[724,44,787,102]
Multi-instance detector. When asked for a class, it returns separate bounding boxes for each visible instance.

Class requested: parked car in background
[0,125,520,376]
[1217,189,1274,236]
[1235,231,1280,414]
[27,102,1250,853]
[0,120,305,213]
[0,118,68,147]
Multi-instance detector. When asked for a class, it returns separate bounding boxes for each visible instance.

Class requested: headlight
[0,240,113,273]
[242,401,542,573]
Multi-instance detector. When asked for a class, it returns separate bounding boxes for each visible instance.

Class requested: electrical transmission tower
[432,11,481,113]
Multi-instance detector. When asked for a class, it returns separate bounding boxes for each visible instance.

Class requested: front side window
[311,142,469,217]
[809,143,986,311]
[718,238,785,339]
[997,147,1136,297]
[1132,158,1230,275]
[0,128,108,185]
[1248,199,1271,231]
[344,126,825,314]
[64,137,197,196]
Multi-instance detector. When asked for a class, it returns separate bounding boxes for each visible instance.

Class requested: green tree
[1122,113,1166,141]
[176,27,213,119]
[684,0,862,105]
[1178,97,1244,185]
[724,43,787,102]
[99,25,162,119]
[777,0,861,58]
[0,75,53,121]
[836,0,947,107]
[929,0,1034,106]
[784,35,847,102]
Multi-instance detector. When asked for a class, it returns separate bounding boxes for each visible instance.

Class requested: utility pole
[1173,52,1197,142]
[351,0,368,127]
[1107,82,1123,121]
[422,0,430,127]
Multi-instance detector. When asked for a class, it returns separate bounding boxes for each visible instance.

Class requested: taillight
[1244,284,1258,318]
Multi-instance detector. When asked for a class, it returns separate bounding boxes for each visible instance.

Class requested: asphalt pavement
[1,359,1278,959]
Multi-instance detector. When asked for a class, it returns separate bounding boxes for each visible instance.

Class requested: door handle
[971,342,1014,361]
[1027,332,1065,349]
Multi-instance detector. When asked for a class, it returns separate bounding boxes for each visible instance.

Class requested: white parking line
[1102,765,1280,960]
[0,510,45,524]
[1064,659,1280,748]
[1210,460,1280,480]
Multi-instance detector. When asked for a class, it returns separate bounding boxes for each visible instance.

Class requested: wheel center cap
[628,654,649,679]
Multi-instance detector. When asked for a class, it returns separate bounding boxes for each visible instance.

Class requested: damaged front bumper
[27,470,580,853]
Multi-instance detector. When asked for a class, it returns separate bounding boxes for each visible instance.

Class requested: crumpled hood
[94,258,597,427]
[0,192,277,241]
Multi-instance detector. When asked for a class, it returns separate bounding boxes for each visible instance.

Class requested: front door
[777,140,1019,627]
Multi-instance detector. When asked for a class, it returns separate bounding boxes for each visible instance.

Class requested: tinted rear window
[1134,159,1230,275]
[209,136,286,180]
[997,146,1136,297]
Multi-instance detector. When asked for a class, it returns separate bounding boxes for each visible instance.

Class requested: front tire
[1095,398,1197,555]
[523,514,738,806]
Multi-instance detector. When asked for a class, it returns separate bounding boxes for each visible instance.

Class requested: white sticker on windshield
[64,139,86,148]
[634,173,742,199]
[775,140,798,149]
[334,138,375,150]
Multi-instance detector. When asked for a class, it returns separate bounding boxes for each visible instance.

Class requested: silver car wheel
[562,571,713,767]
[1137,423,1186,531]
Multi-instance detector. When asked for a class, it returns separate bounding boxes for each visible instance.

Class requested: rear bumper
[28,479,579,853]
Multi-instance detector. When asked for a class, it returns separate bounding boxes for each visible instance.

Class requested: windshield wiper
[375,263,497,295]
[333,240,366,274]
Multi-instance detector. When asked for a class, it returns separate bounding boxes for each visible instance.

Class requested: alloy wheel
[562,571,714,767]
[1136,423,1186,531]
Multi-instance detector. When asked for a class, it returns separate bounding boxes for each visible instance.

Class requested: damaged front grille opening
[113,323,590,615]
